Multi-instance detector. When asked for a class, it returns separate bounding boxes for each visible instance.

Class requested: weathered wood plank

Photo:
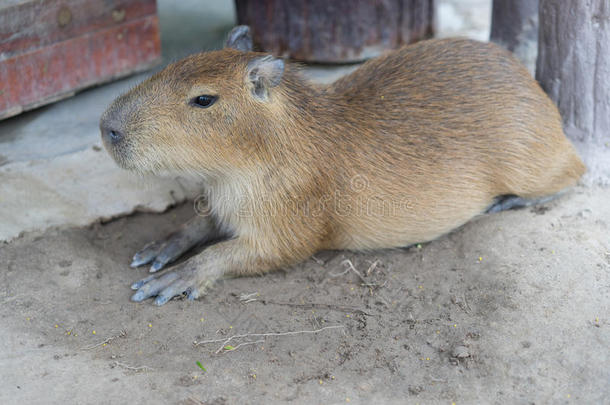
[490,0,538,74]
[537,0,610,185]
[0,14,160,119]
[235,0,434,63]
[0,0,157,60]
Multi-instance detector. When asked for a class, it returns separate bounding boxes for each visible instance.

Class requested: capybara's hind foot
[485,193,561,214]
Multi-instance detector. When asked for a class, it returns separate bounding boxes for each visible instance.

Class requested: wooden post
[537,0,610,185]
[234,0,434,63]
[490,0,538,74]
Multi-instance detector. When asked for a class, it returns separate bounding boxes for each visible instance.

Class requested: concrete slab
[0,146,202,240]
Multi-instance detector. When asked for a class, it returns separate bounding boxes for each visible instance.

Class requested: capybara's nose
[100,123,124,145]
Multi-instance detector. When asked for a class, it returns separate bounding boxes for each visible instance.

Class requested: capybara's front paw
[130,235,195,273]
[130,216,217,273]
[130,239,166,271]
[129,259,213,306]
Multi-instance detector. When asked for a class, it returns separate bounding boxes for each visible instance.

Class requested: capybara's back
[320,38,585,248]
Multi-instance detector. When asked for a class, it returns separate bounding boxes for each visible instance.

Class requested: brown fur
[101,38,585,289]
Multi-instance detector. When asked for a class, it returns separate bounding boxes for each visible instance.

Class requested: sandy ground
[1,186,608,404]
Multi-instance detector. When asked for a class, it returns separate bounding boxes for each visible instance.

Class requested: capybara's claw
[130,241,162,268]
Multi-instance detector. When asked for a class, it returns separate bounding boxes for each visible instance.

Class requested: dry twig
[112,361,153,372]
[239,292,259,303]
[260,299,375,316]
[311,255,326,265]
[333,259,386,288]
[194,325,344,354]
[366,260,380,276]
[82,330,127,350]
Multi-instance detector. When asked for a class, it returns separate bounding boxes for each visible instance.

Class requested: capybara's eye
[192,95,217,108]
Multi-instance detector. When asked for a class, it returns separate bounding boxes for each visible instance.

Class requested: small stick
[311,255,325,265]
[329,267,350,277]
[239,292,259,303]
[365,260,380,276]
[194,325,344,354]
[341,259,367,284]
[260,299,375,316]
[242,299,258,304]
[112,361,153,372]
[82,330,127,350]
[334,259,386,288]
[330,259,366,282]
[223,339,265,352]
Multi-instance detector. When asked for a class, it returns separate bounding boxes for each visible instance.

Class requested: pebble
[452,345,470,358]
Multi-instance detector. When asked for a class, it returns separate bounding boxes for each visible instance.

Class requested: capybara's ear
[246,55,285,101]
[225,25,253,52]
